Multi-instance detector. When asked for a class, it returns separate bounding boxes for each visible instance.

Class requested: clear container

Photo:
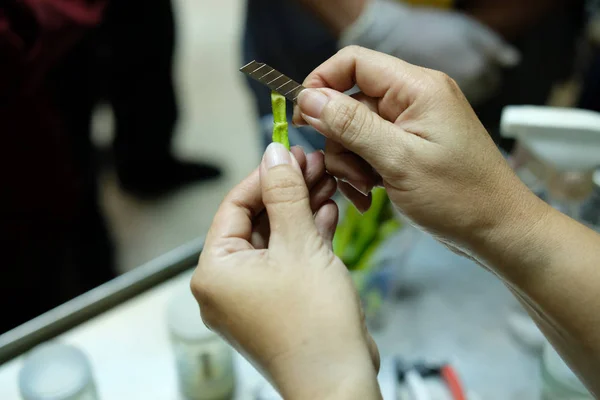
[352,220,420,331]
[167,289,235,400]
[580,168,600,231]
[546,169,595,220]
[18,342,98,400]
[540,342,592,400]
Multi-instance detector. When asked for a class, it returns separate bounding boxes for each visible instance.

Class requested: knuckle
[339,44,364,56]
[190,270,211,304]
[430,70,463,97]
[263,173,308,207]
[329,101,367,146]
[191,255,218,306]
[190,271,220,329]
[437,71,459,90]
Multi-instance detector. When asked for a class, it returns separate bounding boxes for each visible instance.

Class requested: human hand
[191,144,381,399]
[293,46,539,256]
[339,0,520,104]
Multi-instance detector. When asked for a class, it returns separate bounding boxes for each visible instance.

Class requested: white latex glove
[339,0,521,104]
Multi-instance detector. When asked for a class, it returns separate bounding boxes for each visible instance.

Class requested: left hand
[191,144,381,399]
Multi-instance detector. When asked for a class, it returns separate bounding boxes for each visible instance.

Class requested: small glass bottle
[167,289,235,400]
[540,342,592,400]
[18,342,99,400]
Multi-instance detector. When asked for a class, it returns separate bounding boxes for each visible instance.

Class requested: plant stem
[271,91,290,150]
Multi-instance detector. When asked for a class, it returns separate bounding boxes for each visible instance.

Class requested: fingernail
[264,142,292,169]
[292,145,305,154]
[298,89,330,119]
[291,105,304,126]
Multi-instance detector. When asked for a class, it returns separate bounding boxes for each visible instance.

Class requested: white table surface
[0,232,540,399]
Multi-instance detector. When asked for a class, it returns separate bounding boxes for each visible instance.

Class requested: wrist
[464,174,554,281]
[267,343,381,400]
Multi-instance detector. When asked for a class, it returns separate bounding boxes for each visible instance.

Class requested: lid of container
[500,106,600,172]
[167,288,215,341]
[543,342,589,393]
[19,342,93,400]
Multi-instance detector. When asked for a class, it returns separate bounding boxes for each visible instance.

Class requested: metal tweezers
[240,60,306,103]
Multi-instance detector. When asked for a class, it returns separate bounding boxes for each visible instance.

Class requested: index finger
[204,147,326,253]
[299,46,423,122]
[304,46,400,97]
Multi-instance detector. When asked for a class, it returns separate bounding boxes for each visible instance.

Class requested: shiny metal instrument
[240,60,305,103]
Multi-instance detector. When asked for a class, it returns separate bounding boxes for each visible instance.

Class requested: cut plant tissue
[271,91,290,150]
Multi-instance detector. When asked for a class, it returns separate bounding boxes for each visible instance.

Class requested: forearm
[295,0,367,36]
[470,188,600,394]
[267,346,382,399]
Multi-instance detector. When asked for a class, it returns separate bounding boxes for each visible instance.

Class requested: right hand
[339,0,520,104]
[293,46,539,254]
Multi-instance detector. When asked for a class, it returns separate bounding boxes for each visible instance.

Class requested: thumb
[260,143,318,245]
[297,88,403,175]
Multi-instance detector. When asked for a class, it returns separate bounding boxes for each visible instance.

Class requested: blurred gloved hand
[339,0,521,104]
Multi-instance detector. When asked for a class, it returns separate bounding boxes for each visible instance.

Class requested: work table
[0,233,540,399]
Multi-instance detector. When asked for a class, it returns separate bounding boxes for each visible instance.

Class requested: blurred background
[95,0,260,272]
[2,0,600,398]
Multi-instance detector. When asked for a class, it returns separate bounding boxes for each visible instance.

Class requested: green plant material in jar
[271,91,290,150]
[333,203,362,264]
[354,219,402,271]
[344,188,389,266]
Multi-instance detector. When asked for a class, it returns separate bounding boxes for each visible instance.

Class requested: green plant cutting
[269,91,401,273]
[271,91,290,150]
[334,188,402,326]
[334,188,401,272]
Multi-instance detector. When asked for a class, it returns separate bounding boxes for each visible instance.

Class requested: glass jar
[352,223,420,330]
[167,289,235,400]
[18,342,98,400]
[540,342,592,400]
[580,168,600,231]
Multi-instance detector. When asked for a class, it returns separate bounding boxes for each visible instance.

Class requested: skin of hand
[293,46,600,393]
[191,145,382,400]
[293,46,532,253]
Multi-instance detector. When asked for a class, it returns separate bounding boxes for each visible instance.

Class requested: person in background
[0,0,112,333]
[1,0,221,334]
[243,0,583,153]
[58,0,222,199]
[192,47,600,398]
[579,2,600,112]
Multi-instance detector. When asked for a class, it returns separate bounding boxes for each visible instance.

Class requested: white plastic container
[18,342,98,400]
[167,288,235,400]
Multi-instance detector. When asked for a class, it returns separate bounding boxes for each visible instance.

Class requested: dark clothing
[97,0,179,173]
[0,0,112,333]
[579,48,600,112]
[0,0,179,333]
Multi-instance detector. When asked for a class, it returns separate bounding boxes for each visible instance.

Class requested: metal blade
[240,60,305,103]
